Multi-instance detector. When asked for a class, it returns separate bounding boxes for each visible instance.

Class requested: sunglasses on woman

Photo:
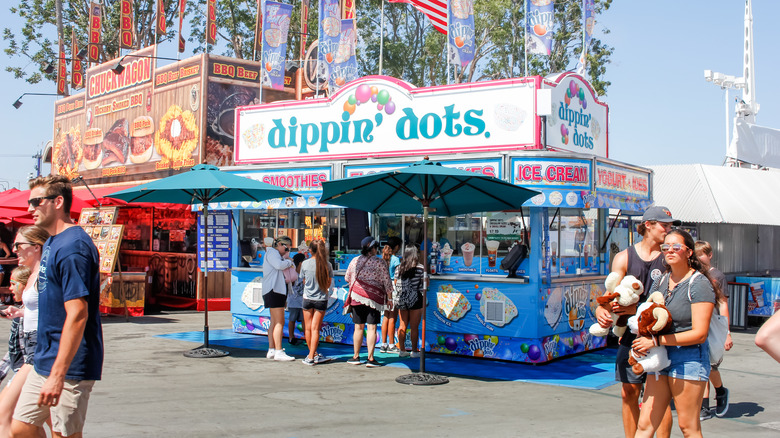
[13,242,36,251]
[660,243,687,253]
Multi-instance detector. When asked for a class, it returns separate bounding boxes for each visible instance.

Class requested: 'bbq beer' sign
[543,72,608,158]
[236,76,538,163]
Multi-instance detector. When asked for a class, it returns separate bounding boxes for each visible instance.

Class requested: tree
[4,0,181,85]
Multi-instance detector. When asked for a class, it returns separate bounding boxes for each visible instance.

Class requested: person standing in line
[344,236,392,368]
[0,226,50,437]
[379,237,402,354]
[632,229,719,438]
[262,236,296,361]
[595,206,678,438]
[287,254,306,346]
[695,240,732,420]
[0,266,29,384]
[300,241,334,365]
[12,175,103,438]
[394,246,426,358]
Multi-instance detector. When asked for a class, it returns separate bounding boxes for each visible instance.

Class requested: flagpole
[523,0,528,77]
[446,0,450,85]
[258,0,265,103]
[378,0,384,75]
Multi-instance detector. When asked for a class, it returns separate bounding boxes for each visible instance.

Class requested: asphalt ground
[1,311,778,437]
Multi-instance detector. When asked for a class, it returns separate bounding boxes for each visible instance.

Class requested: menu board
[197,210,232,272]
[78,207,124,274]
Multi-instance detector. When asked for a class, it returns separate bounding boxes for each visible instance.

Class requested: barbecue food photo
[130,116,155,163]
[82,128,104,170]
[102,118,130,166]
[53,125,82,178]
[156,104,199,163]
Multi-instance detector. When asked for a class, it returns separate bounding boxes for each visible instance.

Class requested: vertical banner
[448,0,475,68]
[576,0,594,75]
[87,2,102,62]
[120,0,134,49]
[525,0,554,56]
[254,0,263,58]
[328,19,358,94]
[156,0,167,35]
[178,0,186,52]
[341,0,355,20]
[261,1,293,90]
[57,38,69,96]
[318,0,341,91]
[71,30,84,89]
[206,0,217,44]
[299,0,309,60]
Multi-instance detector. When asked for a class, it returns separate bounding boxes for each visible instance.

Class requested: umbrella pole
[395,204,448,385]
[184,202,228,358]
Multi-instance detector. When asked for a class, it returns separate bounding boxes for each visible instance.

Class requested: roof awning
[649,164,780,226]
[73,183,188,210]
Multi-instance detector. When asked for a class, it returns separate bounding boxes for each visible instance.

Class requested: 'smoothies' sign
[235,76,540,163]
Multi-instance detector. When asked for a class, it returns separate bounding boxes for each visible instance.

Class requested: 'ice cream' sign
[543,73,608,158]
[235,76,537,163]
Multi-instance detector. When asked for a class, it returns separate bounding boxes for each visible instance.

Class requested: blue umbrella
[109,164,300,357]
[320,158,539,383]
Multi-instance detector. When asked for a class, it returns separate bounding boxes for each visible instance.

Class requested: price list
[197,211,232,272]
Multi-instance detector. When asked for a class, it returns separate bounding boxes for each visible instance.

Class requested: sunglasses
[27,194,59,208]
[13,242,36,251]
[660,243,687,253]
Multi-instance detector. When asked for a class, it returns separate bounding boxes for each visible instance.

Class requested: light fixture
[42,62,55,74]
[77,47,88,60]
[110,53,181,75]
[11,92,60,109]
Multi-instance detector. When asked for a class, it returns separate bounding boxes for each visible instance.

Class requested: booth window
[117,207,152,251]
[549,208,598,276]
[240,209,340,253]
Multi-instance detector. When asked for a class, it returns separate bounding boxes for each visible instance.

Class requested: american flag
[388,0,447,34]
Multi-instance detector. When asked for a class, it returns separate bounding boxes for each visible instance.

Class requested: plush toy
[588,272,643,338]
[626,292,673,375]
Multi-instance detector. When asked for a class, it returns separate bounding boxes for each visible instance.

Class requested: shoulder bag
[687,272,729,363]
[342,260,366,315]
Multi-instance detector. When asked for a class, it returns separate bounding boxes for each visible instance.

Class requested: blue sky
[0,1,776,190]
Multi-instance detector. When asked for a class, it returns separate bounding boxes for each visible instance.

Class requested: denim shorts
[655,342,710,381]
[21,330,37,365]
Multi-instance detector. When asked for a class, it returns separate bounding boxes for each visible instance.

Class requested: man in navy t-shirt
[12,175,103,438]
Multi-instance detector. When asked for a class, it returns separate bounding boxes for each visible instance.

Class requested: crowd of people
[0,175,104,438]
[258,233,425,368]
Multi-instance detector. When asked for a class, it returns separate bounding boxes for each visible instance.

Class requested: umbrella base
[395,372,449,385]
[183,346,230,358]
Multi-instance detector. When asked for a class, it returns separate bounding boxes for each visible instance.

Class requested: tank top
[626,244,665,299]
[620,245,665,346]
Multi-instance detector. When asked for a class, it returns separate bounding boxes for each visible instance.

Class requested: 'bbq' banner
[448,0,475,68]
[261,1,293,90]
[526,0,554,56]
[57,38,69,96]
[156,0,167,35]
[178,0,186,52]
[206,0,217,44]
[120,0,134,49]
[88,2,102,62]
[71,30,84,89]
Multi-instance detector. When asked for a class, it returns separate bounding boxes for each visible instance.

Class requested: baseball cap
[361,236,379,249]
[641,206,681,225]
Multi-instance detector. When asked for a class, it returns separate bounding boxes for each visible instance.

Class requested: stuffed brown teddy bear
[626,292,673,375]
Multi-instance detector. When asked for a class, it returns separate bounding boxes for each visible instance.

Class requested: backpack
[500,243,529,278]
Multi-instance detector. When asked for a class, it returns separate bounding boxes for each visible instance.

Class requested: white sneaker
[266,348,276,359]
[274,349,295,361]
[410,351,420,358]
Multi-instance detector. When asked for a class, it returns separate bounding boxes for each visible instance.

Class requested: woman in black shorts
[300,240,333,365]
[344,236,393,367]
[394,246,426,358]
[262,236,295,361]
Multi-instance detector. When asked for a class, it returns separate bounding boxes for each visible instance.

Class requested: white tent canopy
[649,164,780,226]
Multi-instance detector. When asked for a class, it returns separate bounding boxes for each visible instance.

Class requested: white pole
[379,0,385,75]
[523,0,528,77]
[724,87,730,156]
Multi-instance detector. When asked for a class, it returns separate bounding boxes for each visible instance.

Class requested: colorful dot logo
[342,84,397,120]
